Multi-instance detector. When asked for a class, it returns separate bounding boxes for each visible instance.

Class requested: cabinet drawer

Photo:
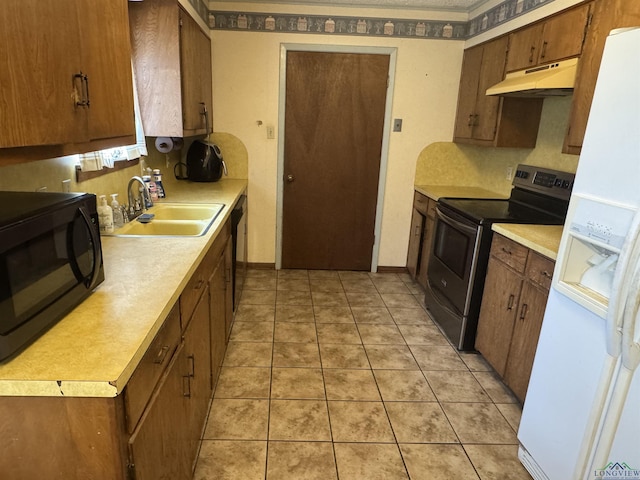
[526,252,555,290]
[124,303,181,433]
[180,260,210,328]
[413,192,430,216]
[491,234,529,273]
[180,221,231,329]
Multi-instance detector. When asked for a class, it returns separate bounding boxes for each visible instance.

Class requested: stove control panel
[513,164,575,200]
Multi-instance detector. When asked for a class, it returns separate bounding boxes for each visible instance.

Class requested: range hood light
[486,57,579,97]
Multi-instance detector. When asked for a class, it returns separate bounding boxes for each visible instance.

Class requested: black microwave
[0,191,104,361]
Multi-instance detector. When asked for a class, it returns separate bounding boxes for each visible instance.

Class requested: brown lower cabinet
[475,234,554,403]
[0,220,233,479]
[407,191,436,289]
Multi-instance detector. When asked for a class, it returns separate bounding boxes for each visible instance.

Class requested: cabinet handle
[519,303,528,321]
[195,279,204,290]
[415,225,421,236]
[541,270,552,279]
[188,354,195,377]
[529,46,536,63]
[540,41,548,59]
[154,345,170,364]
[501,247,512,255]
[467,114,474,127]
[507,294,515,311]
[200,102,210,132]
[83,74,90,108]
[73,72,90,108]
[182,375,191,398]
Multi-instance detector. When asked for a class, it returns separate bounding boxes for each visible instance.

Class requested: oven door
[427,205,482,315]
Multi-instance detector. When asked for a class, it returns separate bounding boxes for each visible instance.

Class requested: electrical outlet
[393,118,403,132]
[266,125,275,139]
[506,166,514,180]
[62,179,71,193]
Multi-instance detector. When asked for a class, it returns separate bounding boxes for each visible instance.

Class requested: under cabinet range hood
[486,57,579,97]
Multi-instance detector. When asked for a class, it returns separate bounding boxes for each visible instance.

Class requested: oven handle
[435,206,478,236]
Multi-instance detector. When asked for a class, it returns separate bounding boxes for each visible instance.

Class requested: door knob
[286,174,295,183]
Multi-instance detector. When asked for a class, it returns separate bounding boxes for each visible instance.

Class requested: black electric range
[424,164,574,350]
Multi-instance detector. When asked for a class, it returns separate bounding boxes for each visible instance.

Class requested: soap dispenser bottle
[97,195,114,234]
[110,193,124,229]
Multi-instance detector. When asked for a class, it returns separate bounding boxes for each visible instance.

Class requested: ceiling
[212,0,490,12]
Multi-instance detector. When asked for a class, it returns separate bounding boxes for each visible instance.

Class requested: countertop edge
[492,223,563,261]
[414,184,506,201]
[0,179,248,397]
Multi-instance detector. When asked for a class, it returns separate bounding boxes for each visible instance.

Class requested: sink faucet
[127,176,152,219]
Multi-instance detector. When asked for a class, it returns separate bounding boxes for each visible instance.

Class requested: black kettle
[184,140,228,182]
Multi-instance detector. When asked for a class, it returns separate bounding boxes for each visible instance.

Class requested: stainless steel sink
[108,203,225,237]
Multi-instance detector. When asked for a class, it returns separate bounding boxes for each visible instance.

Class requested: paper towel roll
[155,137,173,153]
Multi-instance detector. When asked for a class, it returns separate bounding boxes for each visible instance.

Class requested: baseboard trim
[245,263,409,273]
[376,266,409,274]
[247,262,276,270]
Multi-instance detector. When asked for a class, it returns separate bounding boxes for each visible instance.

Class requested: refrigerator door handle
[588,255,640,473]
[605,208,640,357]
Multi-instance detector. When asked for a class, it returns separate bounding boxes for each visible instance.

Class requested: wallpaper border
[191,0,557,40]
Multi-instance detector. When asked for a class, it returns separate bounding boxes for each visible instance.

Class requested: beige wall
[211,29,466,266]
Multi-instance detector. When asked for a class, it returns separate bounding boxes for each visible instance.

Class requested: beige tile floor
[193,269,533,480]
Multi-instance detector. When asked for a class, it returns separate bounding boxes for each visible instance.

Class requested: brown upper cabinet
[453,36,543,148]
[506,3,592,73]
[0,0,135,152]
[563,0,640,154]
[129,0,213,138]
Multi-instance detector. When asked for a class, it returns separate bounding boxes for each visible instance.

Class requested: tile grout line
[205,270,527,479]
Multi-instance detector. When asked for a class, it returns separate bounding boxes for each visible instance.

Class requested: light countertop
[0,178,247,397]
[492,224,564,260]
[415,184,507,201]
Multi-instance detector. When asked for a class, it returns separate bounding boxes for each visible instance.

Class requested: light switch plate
[393,118,403,132]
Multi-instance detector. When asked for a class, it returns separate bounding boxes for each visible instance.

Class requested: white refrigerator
[518,27,640,480]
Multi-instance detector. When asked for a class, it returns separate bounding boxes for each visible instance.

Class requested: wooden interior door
[282,51,389,271]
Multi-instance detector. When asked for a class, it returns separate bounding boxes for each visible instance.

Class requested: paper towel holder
[155,137,184,153]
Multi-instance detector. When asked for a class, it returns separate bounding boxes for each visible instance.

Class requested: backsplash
[415,96,579,196]
[0,133,249,203]
[0,156,143,204]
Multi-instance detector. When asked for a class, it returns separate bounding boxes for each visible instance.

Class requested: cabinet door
[475,258,523,376]
[503,282,548,402]
[209,255,227,390]
[129,343,191,480]
[180,8,212,136]
[78,0,135,142]
[0,1,84,147]
[453,44,483,140]
[407,208,426,279]
[416,213,435,289]
[183,287,212,469]
[506,23,544,73]
[474,36,508,141]
[538,4,590,65]
[129,0,183,138]
[564,1,640,154]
